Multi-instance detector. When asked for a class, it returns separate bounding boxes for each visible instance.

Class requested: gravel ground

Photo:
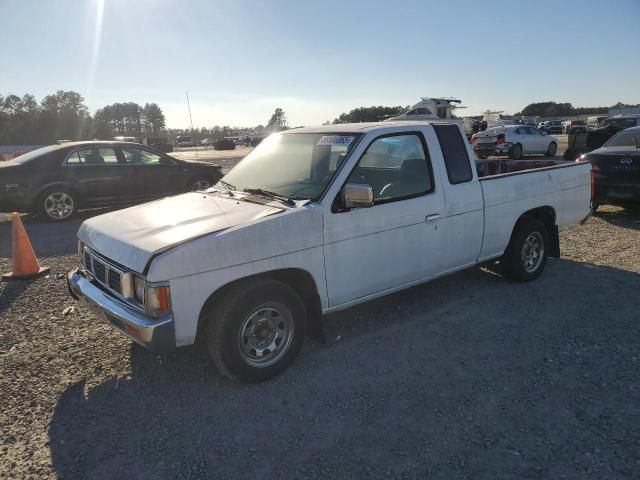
[1,204,639,479]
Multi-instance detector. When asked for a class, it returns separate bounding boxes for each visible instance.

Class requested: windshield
[604,130,640,148]
[220,132,360,201]
[6,145,60,164]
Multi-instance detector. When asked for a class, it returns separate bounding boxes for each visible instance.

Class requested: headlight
[132,276,171,317]
[133,276,146,304]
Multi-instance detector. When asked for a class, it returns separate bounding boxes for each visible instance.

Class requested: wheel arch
[196,268,325,344]
[511,206,559,258]
[187,168,222,189]
[34,181,84,210]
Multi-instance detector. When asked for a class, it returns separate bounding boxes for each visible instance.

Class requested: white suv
[471,125,558,160]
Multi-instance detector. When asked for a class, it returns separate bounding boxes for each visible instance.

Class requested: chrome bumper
[67,268,175,353]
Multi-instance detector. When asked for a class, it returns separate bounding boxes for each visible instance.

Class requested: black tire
[592,202,600,213]
[189,176,213,191]
[546,142,557,157]
[205,279,306,383]
[502,218,549,282]
[510,143,523,160]
[37,186,77,222]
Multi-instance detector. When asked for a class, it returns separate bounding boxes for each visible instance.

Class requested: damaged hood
[78,192,283,273]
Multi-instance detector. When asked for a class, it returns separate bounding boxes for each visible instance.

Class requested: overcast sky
[1,0,638,128]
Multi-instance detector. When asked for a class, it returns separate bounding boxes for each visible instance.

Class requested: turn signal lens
[146,285,171,317]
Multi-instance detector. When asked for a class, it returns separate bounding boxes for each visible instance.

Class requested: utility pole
[186,91,198,159]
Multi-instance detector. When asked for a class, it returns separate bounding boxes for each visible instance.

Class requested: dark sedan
[0,141,223,221]
[581,126,640,210]
[541,120,563,135]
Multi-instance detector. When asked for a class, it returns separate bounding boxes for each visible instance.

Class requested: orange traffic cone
[2,213,50,280]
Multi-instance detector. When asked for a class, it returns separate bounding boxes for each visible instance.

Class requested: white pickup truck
[68,122,591,382]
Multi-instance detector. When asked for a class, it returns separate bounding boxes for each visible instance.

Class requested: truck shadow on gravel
[595,206,640,231]
[48,259,640,480]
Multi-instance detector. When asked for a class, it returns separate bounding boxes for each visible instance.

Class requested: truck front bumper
[67,268,175,353]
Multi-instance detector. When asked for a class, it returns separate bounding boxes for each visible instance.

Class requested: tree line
[515,101,628,117]
[0,90,166,145]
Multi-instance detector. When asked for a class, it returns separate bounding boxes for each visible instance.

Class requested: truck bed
[475,158,574,178]
[475,159,592,262]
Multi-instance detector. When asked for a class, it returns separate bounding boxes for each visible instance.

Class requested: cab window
[346,133,433,204]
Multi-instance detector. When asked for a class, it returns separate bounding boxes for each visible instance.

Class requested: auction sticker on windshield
[316,135,354,146]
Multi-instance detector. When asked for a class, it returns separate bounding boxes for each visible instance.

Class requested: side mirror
[342,183,373,209]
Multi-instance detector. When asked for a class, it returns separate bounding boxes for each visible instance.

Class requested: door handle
[426,213,440,222]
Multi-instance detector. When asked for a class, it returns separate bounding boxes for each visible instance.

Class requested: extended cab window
[433,124,472,184]
[346,133,433,203]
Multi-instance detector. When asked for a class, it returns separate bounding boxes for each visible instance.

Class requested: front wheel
[502,218,549,282]
[38,187,77,221]
[546,142,557,157]
[205,279,306,382]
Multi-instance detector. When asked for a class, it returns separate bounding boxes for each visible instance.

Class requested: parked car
[471,125,558,159]
[581,126,640,210]
[562,120,588,134]
[145,137,173,153]
[213,138,236,150]
[175,136,193,148]
[541,120,563,135]
[600,115,640,130]
[587,115,608,129]
[0,141,223,221]
[67,122,591,382]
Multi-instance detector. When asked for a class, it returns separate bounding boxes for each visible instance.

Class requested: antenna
[186,91,198,159]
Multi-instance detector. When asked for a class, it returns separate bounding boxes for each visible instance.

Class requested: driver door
[323,131,446,307]
[120,146,181,200]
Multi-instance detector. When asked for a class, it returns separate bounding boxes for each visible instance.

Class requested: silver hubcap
[521,232,544,273]
[192,180,211,191]
[44,192,74,219]
[238,303,294,367]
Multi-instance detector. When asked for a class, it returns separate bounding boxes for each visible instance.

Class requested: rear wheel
[502,218,549,282]
[205,279,306,382]
[37,187,77,221]
[546,142,557,157]
[510,143,523,160]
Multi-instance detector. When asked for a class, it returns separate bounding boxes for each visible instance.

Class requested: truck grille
[83,248,125,297]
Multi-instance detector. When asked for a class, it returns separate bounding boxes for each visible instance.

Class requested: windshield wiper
[212,180,236,196]
[242,188,296,207]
